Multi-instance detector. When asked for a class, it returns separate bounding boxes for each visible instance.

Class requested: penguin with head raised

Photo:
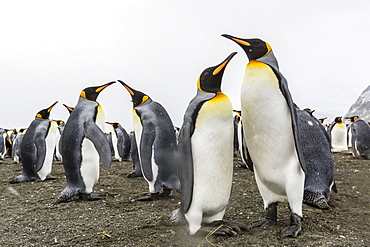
[106,122,131,162]
[328,117,348,152]
[297,108,336,209]
[12,128,27,163]
[62,104,74,114]
[55,81,115,203]
[119,80,180,201]
[10,102,58,183]
[223,34,306,237]
[171,52,248,236]
[346,116,370,159]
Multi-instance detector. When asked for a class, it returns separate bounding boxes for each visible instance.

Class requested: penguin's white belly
[331,124,348,152]
[111,131,120,161]
[80,138,100,193]
[189,94,233,218]
[241,64,302,197]
[37,122,57,180]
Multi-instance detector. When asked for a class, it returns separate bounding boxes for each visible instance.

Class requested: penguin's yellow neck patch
[247,60,266,67]
[80,91,87,99]
[209,92,228,102]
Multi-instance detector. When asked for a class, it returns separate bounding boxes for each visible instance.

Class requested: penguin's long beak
[96,81,116,93]
[47,101,58,112]
[213,52,237,75]
[118,80,135,96]
[222,34,251,47]
[105,122,114,126]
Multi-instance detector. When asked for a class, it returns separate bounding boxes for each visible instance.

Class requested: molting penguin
[127,131,142,178]
[297,108,336,209]
[171,52,248,236]
[119,80,180,201]
[328,117,348,152]
[223,34,306,237]
[10,102,58,183]
[106,122,131,161]
[347,116,370,159]
[55,81,115,203]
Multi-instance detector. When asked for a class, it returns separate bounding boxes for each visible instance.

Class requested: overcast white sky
[1,1,369,131]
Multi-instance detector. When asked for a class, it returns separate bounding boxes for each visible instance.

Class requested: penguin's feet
[159,187,172,198]
[281,213,302,238]
[79,193,104,201]
[197,220,249,237]
[127,171,143,178]
[250,218,277,228]
[137,192,160,201]
[251,202,278,228]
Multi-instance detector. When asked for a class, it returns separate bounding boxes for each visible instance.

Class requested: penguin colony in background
[1,34,369,240]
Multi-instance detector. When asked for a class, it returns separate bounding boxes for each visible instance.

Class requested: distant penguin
[233,113,240,157]
[328,117,348,152]
[0,128,7,160]
[171,53,248,236]
[297,108,336,209]
[55,81,115,203]
[233,110,253,170]
[106,122,131,162]
[223,34,306,237]
[12,128,26,163]
[106,132,115,156]
[347,116,370,159]
[119,80,180,200]
[54,120,65,161]
[127,131,143,178]
[10,102,58,183]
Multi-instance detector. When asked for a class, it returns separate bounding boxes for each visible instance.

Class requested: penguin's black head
[303,108,315,116]
[222,34,272,61]
[63,104,74,114]
[80,81,116,101]
[318,117,327,123]
[106,122,121,129]
[198,52,237,93]
[334,117,342,123]
[345,116,359,122]
[36,101,58,120]
[54,120,64,126]
[118,80,150,107]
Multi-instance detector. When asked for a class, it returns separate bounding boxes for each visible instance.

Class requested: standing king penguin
[119,80,180,201]
[223,34,306,237]
[10,102,58,183]
[106,122,131,161]
[347,116,370,159]
[55,81,115,203]
[172,52,248,236]
[328,117,348,152]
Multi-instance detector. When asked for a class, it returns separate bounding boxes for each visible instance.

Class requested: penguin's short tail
[170,208,186,223]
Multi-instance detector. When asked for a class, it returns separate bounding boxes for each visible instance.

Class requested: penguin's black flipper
[139,121,156,182]
[34,134,47,172]
[84,121,112,170]
[270,67,307,173]
[116,129,125,159]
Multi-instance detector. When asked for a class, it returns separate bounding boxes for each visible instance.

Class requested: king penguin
[10,101,58,183]
[127,131,143,178]
[106,122,131,161]
[119,80,180,201]
[54,120,65,161]
[328,117,348,152]
[347,116,370,159]
[223,34,306,237]
[172,52,248,236]
[12,128,27,164]
[0,128,7,160]
[297,108,336,209]
[55,81,115,203]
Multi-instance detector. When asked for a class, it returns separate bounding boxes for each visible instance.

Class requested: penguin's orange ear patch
[36,113,42,119]
[80,91,87,99]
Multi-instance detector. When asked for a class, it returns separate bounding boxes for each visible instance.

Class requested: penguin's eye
[249,49,253,52]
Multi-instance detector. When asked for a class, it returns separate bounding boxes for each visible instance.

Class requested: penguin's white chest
[241,62,301,195]
[331,123,348,152]
[190,93,233,214]
[37,121,58,180]
[80,105,105,193]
